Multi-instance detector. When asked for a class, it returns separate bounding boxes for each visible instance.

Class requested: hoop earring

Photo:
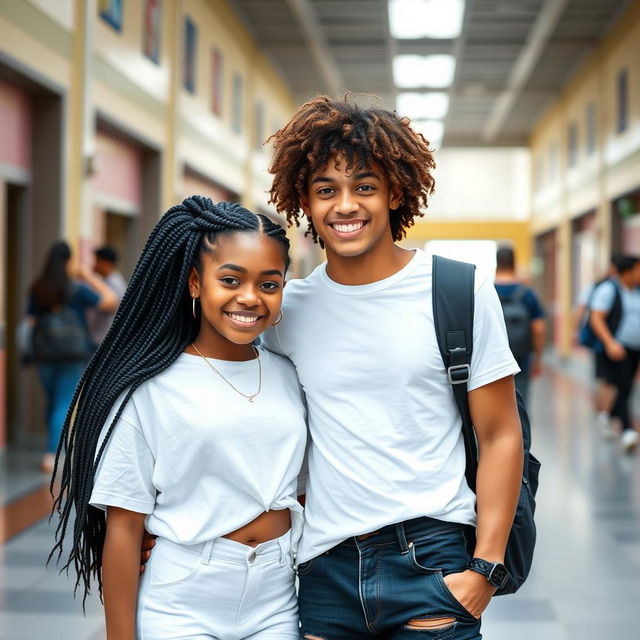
[192,296,198,320]
[273,309,284,326]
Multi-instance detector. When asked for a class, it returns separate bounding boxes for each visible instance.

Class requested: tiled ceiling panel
[229,0,632,146]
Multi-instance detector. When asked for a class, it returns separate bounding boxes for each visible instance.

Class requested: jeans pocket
[408,527,469,576]
[149,539,203,587]
[435,571,479,621]
[296,557,317,577]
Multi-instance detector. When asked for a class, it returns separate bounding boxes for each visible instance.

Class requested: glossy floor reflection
[0,357,638,640]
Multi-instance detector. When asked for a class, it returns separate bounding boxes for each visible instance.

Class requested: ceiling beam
[481,0,570,143]
[285,0,344,97]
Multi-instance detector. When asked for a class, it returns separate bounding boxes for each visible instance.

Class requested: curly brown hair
[267,95,436,244]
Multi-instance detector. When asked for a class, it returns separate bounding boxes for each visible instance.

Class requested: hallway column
[596,49,611,272]
[162,0,180,211]
[67,0,95,260]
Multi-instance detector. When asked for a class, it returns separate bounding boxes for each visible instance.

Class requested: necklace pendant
[249,397,254,403]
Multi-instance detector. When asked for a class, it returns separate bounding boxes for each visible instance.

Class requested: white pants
[137,531,299,639]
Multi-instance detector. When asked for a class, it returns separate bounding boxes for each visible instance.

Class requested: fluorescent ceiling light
[412,119,444,148]
[396,92,450,119]
[389,0,465,39]
[393,55,456,88]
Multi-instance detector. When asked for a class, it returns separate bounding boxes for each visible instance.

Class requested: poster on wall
[99,0,123,32]
[211,48,223,116]
[184,16,197,93]
[143,0,162,63]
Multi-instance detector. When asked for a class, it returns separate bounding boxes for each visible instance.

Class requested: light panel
[412,119,444,148]
[396,92,450,119]
[393,55,456,89]
[389,0,465,39]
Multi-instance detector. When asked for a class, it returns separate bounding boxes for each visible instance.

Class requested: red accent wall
[93,131,143,208]
[0,79,32,170]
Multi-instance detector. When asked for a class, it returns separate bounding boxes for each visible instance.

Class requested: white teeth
[229,314,259,324]
[333,222,364,233]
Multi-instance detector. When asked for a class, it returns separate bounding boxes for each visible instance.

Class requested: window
[255,101,265,149]
[99,0,123,31]
[143,0,162,64]
[586,102,596,155]
[184,16,197,94]
[616,68,628,133]
[232,73,243,134]
[567,121,578,168]
[211,48,223,116]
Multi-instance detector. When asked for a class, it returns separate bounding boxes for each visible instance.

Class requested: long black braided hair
[50,196,290,603]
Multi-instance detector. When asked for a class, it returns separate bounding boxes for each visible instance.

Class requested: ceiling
[228,0,633,147]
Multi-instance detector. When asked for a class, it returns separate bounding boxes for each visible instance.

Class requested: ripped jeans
[297,517,482,639]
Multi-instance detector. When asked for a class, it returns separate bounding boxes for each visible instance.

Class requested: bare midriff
[223,509,291,547]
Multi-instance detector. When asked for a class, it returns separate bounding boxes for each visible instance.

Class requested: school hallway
[0,353,637,640]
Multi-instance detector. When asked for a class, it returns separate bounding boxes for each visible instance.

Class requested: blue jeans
[298,517,482,639]
[37,362,85,453]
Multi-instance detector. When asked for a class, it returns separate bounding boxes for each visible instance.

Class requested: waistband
[344,516,470,552]
[158,529,292,567]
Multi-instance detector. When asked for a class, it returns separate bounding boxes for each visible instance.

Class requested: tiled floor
[0,355,639,639]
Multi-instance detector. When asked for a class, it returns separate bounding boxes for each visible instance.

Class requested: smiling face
[188,232,286,357]
[301,155,402,260]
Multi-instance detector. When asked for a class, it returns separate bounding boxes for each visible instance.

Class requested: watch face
[489,563,508,588]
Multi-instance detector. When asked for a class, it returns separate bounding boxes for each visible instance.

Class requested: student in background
[574,256,619,436]
[27,241,118,474]
[590,255,640,452]
[87,246,127,349]
[494,246,546,406]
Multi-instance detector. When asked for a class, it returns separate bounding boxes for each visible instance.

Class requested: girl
[51,197,307,639]
[28,241,118,473]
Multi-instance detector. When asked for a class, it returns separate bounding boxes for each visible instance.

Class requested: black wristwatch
[468,558,510,589]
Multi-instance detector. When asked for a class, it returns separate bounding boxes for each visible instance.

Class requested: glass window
[184,16,197,94]
[211,49,223,116]
[616,69,628,133]
[143,0,162,64]
[232,73,243,134]
[99,0,123,31]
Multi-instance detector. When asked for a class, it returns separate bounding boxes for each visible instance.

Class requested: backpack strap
[432,255,479,491]
[608,280,623,334]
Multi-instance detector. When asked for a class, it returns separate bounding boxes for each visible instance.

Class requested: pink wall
[93,131,142,208]
[183,172,235,203]
[0,79,32,170]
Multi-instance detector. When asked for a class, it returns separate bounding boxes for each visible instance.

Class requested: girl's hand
[140,530,157,574]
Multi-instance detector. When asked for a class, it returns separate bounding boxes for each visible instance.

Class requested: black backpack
[578,278,622,351]
[32,305,90,364]
[432,255,540,596]
[496,285,532,362]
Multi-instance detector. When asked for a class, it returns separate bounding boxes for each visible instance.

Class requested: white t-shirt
[90,347,308,546]
[591,278,640,349]
[262,249,519,563]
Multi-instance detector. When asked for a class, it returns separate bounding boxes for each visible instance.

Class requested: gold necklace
[191,343,262,403]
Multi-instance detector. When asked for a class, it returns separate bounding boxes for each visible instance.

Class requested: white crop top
[90,347,308,546]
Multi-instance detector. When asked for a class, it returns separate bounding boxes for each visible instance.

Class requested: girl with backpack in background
[27,241,118,474]
[51,198,307,640]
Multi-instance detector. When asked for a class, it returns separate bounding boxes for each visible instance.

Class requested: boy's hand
[140,531,157,574]
[443,570,496,619]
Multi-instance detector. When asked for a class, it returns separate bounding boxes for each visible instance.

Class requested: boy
[263,97,523,639]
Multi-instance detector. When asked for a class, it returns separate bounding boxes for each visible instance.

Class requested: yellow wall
[405,221,532,272]
[529,0,640,355]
